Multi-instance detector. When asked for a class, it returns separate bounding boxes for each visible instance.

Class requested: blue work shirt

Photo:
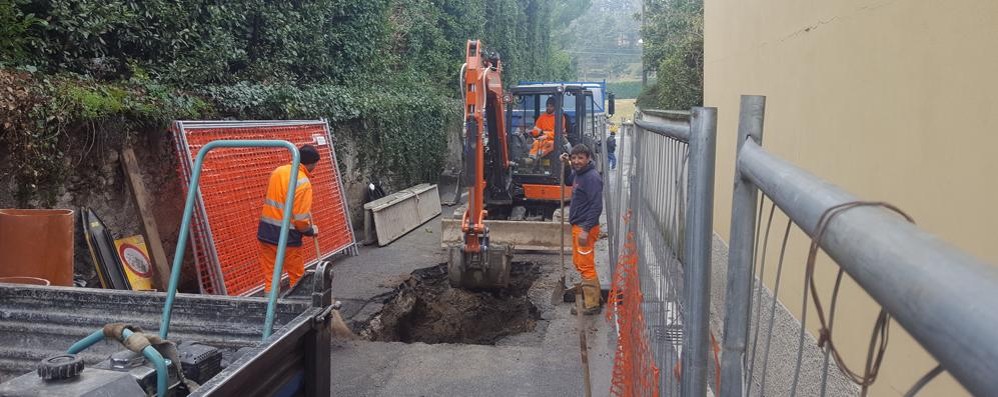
[566,161,603,231]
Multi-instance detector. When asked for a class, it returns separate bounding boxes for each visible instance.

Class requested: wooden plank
[120,147,171,291]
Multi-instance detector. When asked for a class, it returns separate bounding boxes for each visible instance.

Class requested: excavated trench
[361,262,541,345]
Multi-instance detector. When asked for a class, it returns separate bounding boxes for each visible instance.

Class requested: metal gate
[606,107,718,397]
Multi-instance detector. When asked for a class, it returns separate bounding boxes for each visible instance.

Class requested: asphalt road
[327,203,616,396]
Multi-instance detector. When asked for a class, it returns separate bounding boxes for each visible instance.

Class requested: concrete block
[364,184,441,246]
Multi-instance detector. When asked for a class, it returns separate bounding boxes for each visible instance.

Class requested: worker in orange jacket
[257,144,320,293]
[526,97,562,164]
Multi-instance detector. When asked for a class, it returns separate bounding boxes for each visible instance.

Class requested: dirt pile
[362,262,540,345]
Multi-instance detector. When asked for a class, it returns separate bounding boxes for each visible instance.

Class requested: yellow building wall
[705,1,998,395]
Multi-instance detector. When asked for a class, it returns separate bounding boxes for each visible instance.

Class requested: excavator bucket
[447,243,512,289]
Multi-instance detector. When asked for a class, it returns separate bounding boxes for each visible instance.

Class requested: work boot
[571,279,603,315]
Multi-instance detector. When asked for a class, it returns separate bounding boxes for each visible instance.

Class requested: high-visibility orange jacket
[533,113,557,139]
[256,164,314,247]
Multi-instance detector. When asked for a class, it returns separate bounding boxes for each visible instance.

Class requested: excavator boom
[448,40,512,289]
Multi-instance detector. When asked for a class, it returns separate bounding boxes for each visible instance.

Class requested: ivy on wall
[1,0,582,206]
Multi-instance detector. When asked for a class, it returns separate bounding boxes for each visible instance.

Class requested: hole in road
[361,262,540,345]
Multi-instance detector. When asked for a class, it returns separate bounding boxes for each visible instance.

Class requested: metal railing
[165,140,303,340]
[607,106,717,397]
[720,95,998,396]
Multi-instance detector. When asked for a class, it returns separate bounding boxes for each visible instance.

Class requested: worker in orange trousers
[561,143,604,315]
[257,144,321,293]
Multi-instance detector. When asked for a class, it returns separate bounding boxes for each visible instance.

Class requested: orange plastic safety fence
[606,211,660,397]
[172,122,355,296]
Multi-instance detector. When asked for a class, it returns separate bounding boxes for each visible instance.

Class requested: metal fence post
[603,116,615,278]
[720,95,766,397]
[610,122,629,273]
[681,107,718,397]
[634,120,650,298]
[629,120,645,387]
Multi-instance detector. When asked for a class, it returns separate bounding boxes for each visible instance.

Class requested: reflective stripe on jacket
[257,164,314,247]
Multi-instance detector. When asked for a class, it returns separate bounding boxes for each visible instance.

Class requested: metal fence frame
[608,106,717,397]
[720,95,998,396]
[171,120,359,295]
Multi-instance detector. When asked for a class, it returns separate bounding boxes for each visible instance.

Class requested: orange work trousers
[571,224,600,281]
[259,241,304,293]
[529,133,554,158]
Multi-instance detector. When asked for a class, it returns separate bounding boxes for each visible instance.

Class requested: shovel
[311,224,356,339]
[551,163,569,305]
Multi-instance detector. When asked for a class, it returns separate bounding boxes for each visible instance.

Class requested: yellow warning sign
[114,235,155,291]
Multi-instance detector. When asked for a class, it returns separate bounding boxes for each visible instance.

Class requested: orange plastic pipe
[0,209,74,286]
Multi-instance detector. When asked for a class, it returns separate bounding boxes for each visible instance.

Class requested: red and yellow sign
[114,235,155,291]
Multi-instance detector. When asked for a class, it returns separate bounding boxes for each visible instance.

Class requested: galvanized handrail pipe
[721,95,766,397]
[737,139,998,395]
[68,328,170,397]
[634,119,691,142]
[162,139,301,341]
[680,107,718,397]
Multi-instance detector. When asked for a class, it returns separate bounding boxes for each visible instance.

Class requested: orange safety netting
[172,121,356,295]
[606,210,660,397]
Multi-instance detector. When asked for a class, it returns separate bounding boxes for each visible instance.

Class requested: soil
[361,262,541,345]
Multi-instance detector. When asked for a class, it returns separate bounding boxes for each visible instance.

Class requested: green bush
[0,70,211,206]
[0,0,45,67]
[1,0,585,204]
[200,79,457,187]
[637,0,703,110]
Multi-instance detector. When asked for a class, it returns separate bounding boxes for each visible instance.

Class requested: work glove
[302,224,318,237]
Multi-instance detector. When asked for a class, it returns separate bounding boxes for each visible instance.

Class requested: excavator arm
[450,40,513,289]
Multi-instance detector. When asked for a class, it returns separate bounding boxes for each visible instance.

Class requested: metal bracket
[311,261,334,308]
[310,261,336,328]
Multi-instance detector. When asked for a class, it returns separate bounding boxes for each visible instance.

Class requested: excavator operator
[525,97,560,165]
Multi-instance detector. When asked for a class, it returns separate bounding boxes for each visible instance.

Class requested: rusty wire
[903,365,944,397]
[792,201,915,396]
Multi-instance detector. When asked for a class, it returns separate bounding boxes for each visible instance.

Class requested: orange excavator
[447,39,611,289]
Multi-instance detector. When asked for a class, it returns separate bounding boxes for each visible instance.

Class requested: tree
[637,0,703,110]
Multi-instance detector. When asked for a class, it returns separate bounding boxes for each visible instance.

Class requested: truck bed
[0,280,327,395]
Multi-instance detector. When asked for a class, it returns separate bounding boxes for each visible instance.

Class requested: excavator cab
[507,88,570,180]
[503,85,597,213]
